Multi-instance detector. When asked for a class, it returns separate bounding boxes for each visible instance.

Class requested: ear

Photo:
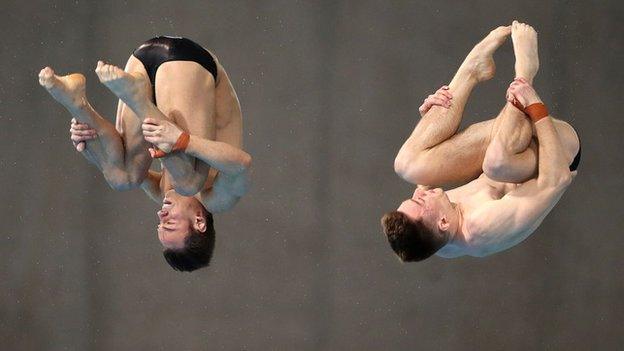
[193,213,207,233]
[437,215,450,232]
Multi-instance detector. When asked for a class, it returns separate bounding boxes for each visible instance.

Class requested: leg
[153,60,217,193]
[483,21,580,182]
[483,21,541,182]
[95,59,216,195]
[38,66,150,190]
[395,26,511,186]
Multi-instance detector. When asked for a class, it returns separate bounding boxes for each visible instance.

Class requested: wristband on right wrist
[525,102,549,122]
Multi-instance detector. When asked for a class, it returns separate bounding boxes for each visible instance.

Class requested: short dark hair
[163,208,215,272]
[381,211,448,262]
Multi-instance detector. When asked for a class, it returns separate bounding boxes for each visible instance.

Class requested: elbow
[394,154,427,184]
[240,153,252,172]
[230,153,252,176]
[539,172,573,190]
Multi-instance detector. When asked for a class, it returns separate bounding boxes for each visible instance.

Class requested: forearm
[185,135,252,176]
[534,116,572,187]
[160,153,209,196]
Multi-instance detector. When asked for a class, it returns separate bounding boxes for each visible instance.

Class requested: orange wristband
[150,132,191,159]
[525,103,549,122]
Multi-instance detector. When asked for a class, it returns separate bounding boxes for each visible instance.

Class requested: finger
[148,148,156,158]
[440,85,449,90]
[76,142,86,152]
[142,129,160,137]
[419,101,432,113]
[141,123,160,132]
[143,117,160,125]
[434,91,452,101]
[71,123,92,130]
[143,136,159,144]
[437,88,453,99]
[71,134,97,142]
[427,96,450,107]
[70,129,97,136]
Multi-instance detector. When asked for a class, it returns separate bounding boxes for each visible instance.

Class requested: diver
[39,36,251,272]
[381,21,580,260]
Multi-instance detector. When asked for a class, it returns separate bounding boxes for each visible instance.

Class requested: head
[381,188,457,262]
[158,190,215,272]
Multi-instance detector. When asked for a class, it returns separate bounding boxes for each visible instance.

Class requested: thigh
[154,60,216,140]
[420,119,495,187]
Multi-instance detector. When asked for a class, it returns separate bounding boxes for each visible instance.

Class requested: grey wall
[1,1,622,350]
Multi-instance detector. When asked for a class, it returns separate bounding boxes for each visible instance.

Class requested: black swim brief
[569,128,581,172]
[132,36,217,104]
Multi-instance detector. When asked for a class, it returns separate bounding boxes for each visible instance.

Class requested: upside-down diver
[39,36,252,271]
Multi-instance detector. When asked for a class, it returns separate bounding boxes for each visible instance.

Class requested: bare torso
[436,174,539,258]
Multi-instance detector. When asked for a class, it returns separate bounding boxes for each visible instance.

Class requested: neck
[448,202,465,243]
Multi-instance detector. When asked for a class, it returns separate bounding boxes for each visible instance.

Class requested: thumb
[77,142,85,152]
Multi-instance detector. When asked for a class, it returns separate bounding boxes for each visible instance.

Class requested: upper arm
[469,178,572,248]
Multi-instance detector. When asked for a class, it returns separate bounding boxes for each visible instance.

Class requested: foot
[95,61,151,111]
[457,26,511,82]
[38,67,88,112]
[511,20,539,84]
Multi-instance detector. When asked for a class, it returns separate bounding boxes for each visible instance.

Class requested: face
[157,190,206,249]
[397,188,453,230]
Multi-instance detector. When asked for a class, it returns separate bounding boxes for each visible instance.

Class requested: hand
[70,118,97,152]
[419,85,453,116]
[506,77,542,108]
[142,118,183,156]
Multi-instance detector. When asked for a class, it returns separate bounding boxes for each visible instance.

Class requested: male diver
[39,36,251,271]
[382,21,580,260]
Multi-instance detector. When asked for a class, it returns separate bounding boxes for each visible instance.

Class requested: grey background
[1,0,622,350]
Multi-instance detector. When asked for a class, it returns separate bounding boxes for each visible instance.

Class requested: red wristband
[172,132,190,152]
[150,132,191,159]
[525,103,549,122]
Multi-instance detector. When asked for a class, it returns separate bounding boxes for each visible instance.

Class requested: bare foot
[38,67,87,112]
[511,20,539,83]
[458,26,511,82]
[95,61,150,111]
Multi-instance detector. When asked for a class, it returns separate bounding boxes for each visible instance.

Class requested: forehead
[397,199,423,220]
[158,228,188,249]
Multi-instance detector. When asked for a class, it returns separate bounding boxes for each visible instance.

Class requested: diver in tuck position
[381,21,580,260]
[39,36,251,272]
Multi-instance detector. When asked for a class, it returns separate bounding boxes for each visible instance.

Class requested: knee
[482,144,509,181]
[104,170,142,191]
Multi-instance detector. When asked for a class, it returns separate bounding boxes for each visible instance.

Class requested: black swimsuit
[132,36,217,104]
[569,128,581,172]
